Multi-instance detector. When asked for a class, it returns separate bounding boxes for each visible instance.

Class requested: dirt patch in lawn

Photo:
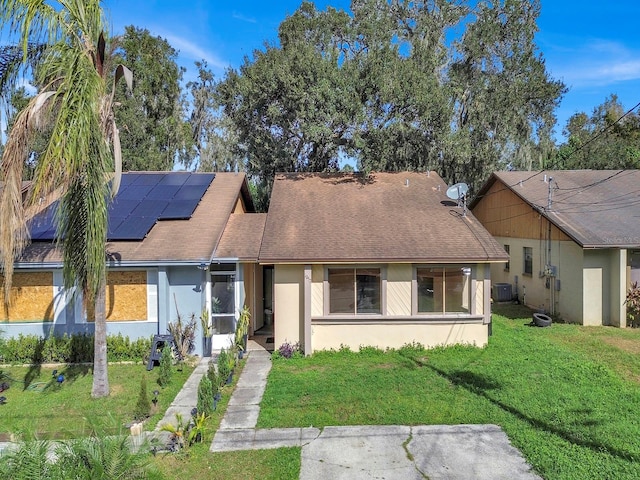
[602,337,640,354]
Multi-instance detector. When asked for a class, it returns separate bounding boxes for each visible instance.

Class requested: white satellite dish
[446,182,469,200]
[445,182,469,217]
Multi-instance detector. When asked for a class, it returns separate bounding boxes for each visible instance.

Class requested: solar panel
[109,215,157,240]
[108,198,140,218]
[116,184,153,200]
[131,199,169,218]
[184,173,215,186]
[173,184,208,201]
[147,184,180,200]
[159,173,189,186]
[132,173,165,186]
[27,172,216,242]
[159,200,199,219]
[28,204,57,240]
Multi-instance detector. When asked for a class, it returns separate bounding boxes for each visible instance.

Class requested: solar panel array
[28,172,215,241]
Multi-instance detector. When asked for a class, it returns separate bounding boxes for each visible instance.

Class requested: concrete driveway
[299,424,542,480]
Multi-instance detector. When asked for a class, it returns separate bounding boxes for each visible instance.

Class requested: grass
[152,358,300,480]
[0,361,194,439]
[6,307,640,479]
[260,305,640,480]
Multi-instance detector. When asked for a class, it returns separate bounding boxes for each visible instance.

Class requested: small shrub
[626,282,640,328]
[196,375,214,417]
[157,344,173,387]
[273,341,302,360]
[207,362,219,397]
[133,375,151,421]
[168,300,197,360]
[217,348,231,386]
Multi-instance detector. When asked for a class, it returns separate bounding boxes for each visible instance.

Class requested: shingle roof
[215,213,267,261]
[18,172,252,265]
[259,171,508,263]
[472,170,640,248]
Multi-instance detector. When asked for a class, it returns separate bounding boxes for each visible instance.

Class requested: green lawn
[0,362,194,439]
[260,306,640,480]
[4,309,640,480]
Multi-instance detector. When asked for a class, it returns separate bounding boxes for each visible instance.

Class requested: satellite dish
[446,182,469,200]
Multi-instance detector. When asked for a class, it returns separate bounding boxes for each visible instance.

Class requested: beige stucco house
[471,170,640,326]
[257,171,508,353]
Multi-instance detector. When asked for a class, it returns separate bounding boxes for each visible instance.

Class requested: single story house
[258,171,509,353]
[2,169,513,355]
[1,171,256,355]
[470,170,640,326]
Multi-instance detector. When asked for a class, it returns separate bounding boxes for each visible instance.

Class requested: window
[328,268,381,314]
[504,245,510,271]
[416,267,471,314]
[523,247,533,275]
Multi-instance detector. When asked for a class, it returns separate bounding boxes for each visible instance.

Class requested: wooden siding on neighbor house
[88,271,147,322]
[0,272,54,322]
[472,180,571,242]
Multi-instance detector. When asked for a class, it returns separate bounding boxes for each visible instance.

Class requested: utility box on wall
[493,283,512,302]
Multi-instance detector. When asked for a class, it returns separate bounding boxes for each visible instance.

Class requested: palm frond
[1,105,31,300]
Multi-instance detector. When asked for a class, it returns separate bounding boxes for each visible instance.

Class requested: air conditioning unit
[492,283,512,302]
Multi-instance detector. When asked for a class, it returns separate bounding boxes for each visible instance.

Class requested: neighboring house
[471,170,640,326]
[258,171,509,353]
[1,171,256,354]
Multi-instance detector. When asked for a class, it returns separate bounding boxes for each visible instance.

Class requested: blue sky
[103,1,640,141]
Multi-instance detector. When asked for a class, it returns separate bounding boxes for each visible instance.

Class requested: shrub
[207,362,219,397]
[157,344,173,387]
[168,302,197,360]
[196,374,214,417]
[273,341,302,360]
[217,348,231,386]
[626,282,640,328]
[133,375,151,421]
[0,333,151,364]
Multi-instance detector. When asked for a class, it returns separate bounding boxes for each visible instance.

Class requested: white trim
[52,270,66,325]
[147,269,158,323]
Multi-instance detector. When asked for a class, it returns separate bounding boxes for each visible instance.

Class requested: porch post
[483,264,491,325]
[304,264,312,355]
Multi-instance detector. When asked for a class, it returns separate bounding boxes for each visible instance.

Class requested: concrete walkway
[209,342,542,480]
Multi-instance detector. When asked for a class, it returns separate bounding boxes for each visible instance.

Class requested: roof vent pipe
[405,179,409,187]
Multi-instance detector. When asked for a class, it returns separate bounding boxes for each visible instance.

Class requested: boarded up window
[0,272,54,322]
[88,271,147,322]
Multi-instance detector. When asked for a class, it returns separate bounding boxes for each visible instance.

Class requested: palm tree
[0,0,131,397]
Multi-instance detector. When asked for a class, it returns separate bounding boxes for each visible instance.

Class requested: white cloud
[548,39,640,88]
[161,33,229,72]
[232,11,257,24]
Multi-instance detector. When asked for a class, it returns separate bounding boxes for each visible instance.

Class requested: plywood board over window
[88,271,147,322]
[0,272,54,322]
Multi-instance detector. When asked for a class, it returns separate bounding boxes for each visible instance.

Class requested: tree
[555,95,640,169]
[0,0,132,397]
[187,61,240,173]
[217,0,565,203]
[113,26,192,171]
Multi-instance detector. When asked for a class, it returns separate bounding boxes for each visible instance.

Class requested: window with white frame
[328,268,381,314]
[416,266,471,314]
